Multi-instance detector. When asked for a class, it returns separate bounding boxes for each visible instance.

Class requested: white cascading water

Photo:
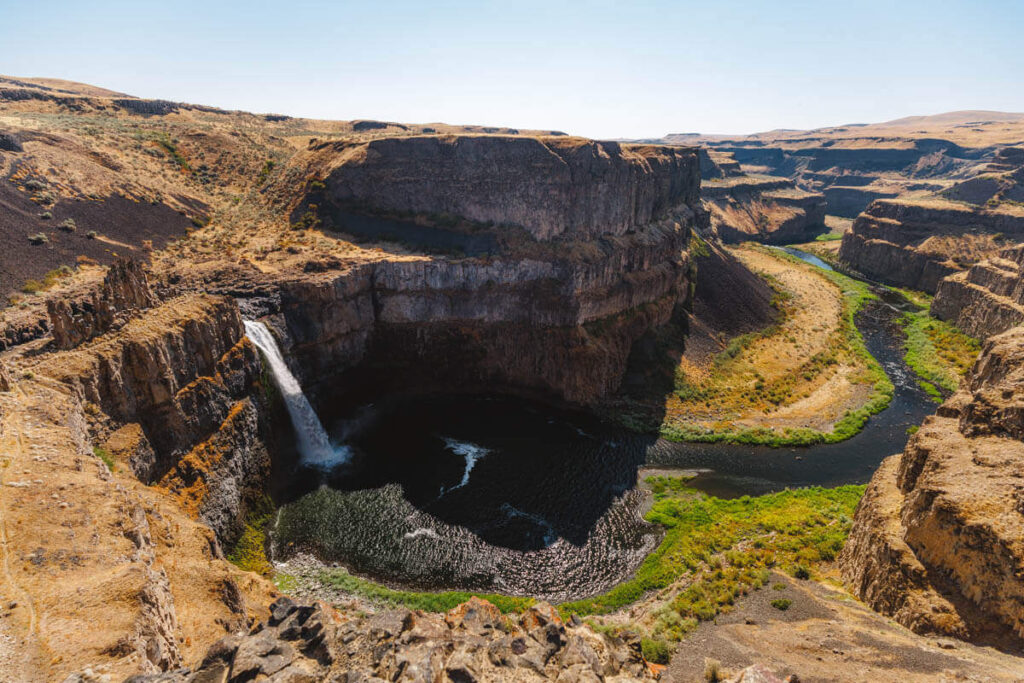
[243,320,350,468]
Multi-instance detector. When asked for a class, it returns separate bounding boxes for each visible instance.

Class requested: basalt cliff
[0,82,700,680]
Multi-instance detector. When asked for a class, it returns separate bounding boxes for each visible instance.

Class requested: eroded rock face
[931,244,1024,339]
[125,596,654,682]
[47,256,157,349]
[246,135,702,405]
[700,158,826,244]
[840,325,1024,646]
[838,199,1024,292]
[296,135,700,242]
[36,293,270,542]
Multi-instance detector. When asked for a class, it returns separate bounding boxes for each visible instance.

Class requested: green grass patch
[92,445,115,471]
[226,496,276,576]
[814,232,843,242]
[661,246,893,447]
[558,480,863,633]
[899,307,979,395]
[315,567,535,614]
[770,598,792,610]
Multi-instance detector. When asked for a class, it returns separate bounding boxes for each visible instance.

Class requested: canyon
[1,76,1024,683]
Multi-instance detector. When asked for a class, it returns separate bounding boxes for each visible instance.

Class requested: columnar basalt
[258,135,701,404]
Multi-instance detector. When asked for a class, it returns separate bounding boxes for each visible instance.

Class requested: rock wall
[127,596,654,682]
[251,135,701,405]
[931,244,1024,338]
[838,199,1024,292]
[297,135,700,241]
[839,325,1024,646]
[701,174,826,244]
[35,293,271,542]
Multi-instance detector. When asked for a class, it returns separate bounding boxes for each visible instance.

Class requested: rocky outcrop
[840,325,1024,646]
[126,596,654,682]
[931,244,1024,338]
[35,293,270,542]
[702,174,826,244]
[47,256,156,349]
[838,199,1024,291]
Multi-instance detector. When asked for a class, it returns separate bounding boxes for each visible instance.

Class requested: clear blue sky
[2,0,1022,139]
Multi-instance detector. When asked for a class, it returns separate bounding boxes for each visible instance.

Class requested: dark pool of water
[271,396,661,602]
[270,250,937,598]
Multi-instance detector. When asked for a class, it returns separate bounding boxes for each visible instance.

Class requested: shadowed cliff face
[293,135,700,242]
[254,135,701,406]
[838,199,1024,292]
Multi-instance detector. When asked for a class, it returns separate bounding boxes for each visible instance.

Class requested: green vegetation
[641,637,671,664]
[226,496,276,576]
[257,159,276,184]
[28,232,49,245]
[559,480,863,639]
[814,231,843,242]
[153,134,191,172]
[899,306,979,395]
[315,567,535,614]
[21,265,73,294]
[770,598,792,611]
[59,218,77,232]
[92,446,115,472]
[662,248,893,447]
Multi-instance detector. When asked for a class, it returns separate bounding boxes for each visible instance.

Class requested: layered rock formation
[125,596,654,682]
[34,292,270,541]
[295,136,700,241]
[837,198,1024,291]
[932,244,1024,338]
[840,325,1024,646]
[699,153,826,244]
[248,135,701,405]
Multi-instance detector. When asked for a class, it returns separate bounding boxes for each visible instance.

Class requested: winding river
[269,248,937,601]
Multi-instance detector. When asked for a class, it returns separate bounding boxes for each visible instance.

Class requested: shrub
[40,211,52,220]
[93,446,115,471]
[86,230,98,239]
[28,233,48,245]
[704,658,723,682]
[641,637,671,664]
[21,280,42,294]
[24,179,47,192]
[770,598,792,611]
[791,564,811,580]
[59,218,77,232]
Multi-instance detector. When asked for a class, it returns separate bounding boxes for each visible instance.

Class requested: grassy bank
[660,246,893,447]
[560,481,862,618]
[894,290,979,398]
[250,479,862,640]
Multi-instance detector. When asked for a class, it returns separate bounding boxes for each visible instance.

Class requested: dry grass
[661,245,882,443]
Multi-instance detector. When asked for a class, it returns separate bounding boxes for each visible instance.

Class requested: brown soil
[666,571,1024,682]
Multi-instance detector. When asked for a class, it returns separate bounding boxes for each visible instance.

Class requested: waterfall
[243,320,350,468]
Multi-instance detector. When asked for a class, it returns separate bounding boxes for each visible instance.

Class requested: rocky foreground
[120,597,655,683]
